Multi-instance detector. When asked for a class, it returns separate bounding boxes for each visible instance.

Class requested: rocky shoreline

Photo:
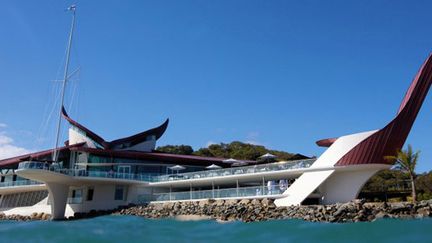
[2,199,432,222]
[114,199,432,223]
[0,212,51,221]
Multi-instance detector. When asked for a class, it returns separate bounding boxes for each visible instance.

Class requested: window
[72,189,83,199]
[87,187,94,201]
[69,188,83,204]
[114,185,126,200]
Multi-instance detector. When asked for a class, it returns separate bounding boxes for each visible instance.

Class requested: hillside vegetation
[156,141,310,161]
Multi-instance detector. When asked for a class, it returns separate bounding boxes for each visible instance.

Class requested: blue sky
[0,1,431,172]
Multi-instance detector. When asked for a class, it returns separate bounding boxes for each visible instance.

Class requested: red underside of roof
[0,142,85,167]
[69,147,246,167]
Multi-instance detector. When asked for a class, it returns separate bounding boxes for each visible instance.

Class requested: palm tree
[386,145,420,203]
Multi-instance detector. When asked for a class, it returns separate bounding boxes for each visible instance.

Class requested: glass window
[72,189,83,198]
[114,185,125,200]
[87,187,94,201]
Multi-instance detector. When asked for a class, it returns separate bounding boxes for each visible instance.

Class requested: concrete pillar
[46,183,69,220]
[320,169,380,204]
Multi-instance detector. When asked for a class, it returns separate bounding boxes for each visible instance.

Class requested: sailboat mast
[52,5,76,162]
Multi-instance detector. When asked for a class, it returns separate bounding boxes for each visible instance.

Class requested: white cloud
[244,140,263,146]
[0,133,32,160]
[0,134,13,145]
[244,131,264,146]
[206,141,218,147]
[0,123,7,128]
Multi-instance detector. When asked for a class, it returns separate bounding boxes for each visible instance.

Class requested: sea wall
[0,212,51,221]
[2,199,432,222]
[115,198,432,223]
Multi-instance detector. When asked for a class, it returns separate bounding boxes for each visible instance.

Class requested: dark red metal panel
[68,146,251,167]
[316,137,338,147]
[336,54,432,166]
[62,106,169,149]
[0,142,85,167]
[108,119,169,149]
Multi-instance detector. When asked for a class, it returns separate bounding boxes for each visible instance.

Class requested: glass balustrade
[17,161,155,182]
[153,185,284,202]
[16,159,316,184]
[152,159,316,183]
[0,180,42,188]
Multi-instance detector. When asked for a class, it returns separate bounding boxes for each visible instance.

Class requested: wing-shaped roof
[109,119,169,148]
[62,107,108,148]
[61,106,169,150]
[336,54,432,166]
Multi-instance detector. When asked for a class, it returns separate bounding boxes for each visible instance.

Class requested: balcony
[17,158,316,184]
[0,180,43,188]
[17,161,154,182]
[152,159,316,183]
[153,185,284,202]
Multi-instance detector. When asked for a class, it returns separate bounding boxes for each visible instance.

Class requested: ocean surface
[0,216,431,243]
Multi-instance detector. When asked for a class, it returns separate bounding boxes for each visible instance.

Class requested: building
[0,54,431,220]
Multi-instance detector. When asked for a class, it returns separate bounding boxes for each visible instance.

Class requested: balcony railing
[0,180,43,188]
[17,159,316,184]
[17,161,154,182]
[152,159,316,183]
[153,185,284,202]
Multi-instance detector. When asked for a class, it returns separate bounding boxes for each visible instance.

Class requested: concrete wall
[68,184,131,213]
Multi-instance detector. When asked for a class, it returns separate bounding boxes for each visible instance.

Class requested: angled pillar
[46,183,69,220]
[276,54,432,206]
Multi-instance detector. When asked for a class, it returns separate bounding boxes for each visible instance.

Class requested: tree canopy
[157,141,309,161]
[156,145,194,155]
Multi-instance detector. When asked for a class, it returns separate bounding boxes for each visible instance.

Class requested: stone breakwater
[115,199,432,223]
[2,199,432,222]
[0,212,51,221]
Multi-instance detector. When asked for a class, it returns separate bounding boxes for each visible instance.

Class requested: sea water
[0,216,431,243]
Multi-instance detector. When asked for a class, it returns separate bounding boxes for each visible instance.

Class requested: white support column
[320,167,384,204]
[169,186,172,201]
[189,183,192,200]
[262,177,265,195]
[212,181,215,198]
[236,180,239,197]
[46,182,69,220]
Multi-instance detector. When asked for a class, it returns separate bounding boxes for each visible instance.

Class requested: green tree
[156,145,194,155]
[193,141,304,161]
[386,145,420,202]
[416,171,432,200]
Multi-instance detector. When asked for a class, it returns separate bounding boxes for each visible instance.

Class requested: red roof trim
[69,147,255,167]
[62,106,169,150]
[0,142,85,167]
[61,107,108,148]
[109,119,169,148]
[316,137,338,147]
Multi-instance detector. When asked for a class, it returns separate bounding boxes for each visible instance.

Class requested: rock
[198,200,208,207]
[416,207,431,217]
[374,212,389,220]
[225,199,238,206]
[215,200,225,207]
[239,199,250,205]
[42,213,51,220]
[152,203,164,211]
